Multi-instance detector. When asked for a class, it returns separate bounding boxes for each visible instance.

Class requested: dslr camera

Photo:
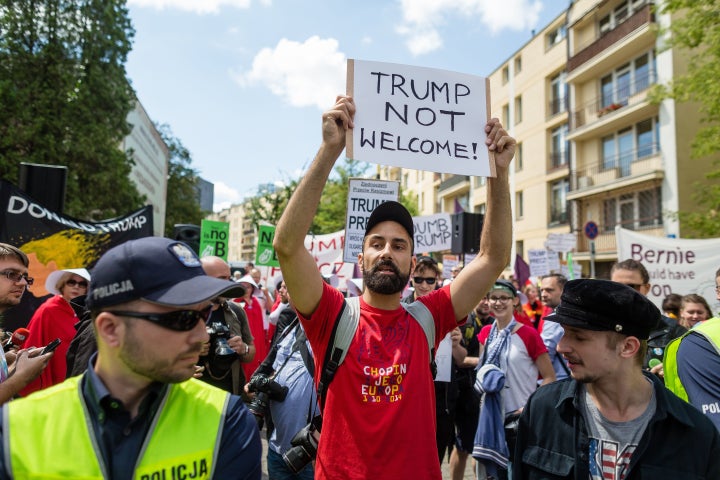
[282,417,321,473]
[246,373,289,427]
[206,321,235,360]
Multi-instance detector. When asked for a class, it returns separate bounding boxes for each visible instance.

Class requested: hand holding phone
[41,338,61,355]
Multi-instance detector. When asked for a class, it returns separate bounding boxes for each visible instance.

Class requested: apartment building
[207,201,256,262]
[380,0,715,278]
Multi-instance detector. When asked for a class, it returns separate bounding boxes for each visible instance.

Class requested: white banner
[616,226,720,311]
[528,249,550,278]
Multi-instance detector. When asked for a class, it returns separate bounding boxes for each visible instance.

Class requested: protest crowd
[0,95,719,480]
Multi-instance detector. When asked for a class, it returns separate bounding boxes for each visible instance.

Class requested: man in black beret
[513,279,720,480]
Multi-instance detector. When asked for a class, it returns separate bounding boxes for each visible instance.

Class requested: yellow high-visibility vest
[5,375,228,479]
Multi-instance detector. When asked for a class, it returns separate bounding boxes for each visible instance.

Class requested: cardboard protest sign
[413,213,452,253]
[347,59,493,177]
[343,178,399,263]
[200,219,229,260]
[255,224,280,267]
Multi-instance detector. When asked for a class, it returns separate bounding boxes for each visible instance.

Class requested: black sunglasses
[65,279,88,288]
[413,277,437,285]
[108,306,212,331]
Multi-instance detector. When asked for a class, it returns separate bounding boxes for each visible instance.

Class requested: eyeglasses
[65,279,88,288]
[108,306,212,331]
[488,296,513,303]
[413,277,437,285]
[0,270,33,285]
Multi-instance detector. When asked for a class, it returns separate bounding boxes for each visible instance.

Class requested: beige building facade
[380,0,715,279]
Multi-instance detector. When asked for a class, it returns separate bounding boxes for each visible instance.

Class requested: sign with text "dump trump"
[346,59,493,177]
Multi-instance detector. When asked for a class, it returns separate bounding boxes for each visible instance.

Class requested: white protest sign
[561,263,582,280]
[347,59,492,177]
[546,233,576,253]
[434,333,453,382]
[528,249,550,278]
[344,179,400,263]
[547,251,561,272]
[414,213,452,253]
[616,226,720,311]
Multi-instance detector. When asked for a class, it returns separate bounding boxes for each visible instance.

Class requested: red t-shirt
[20,295,77,396]
[300,282,460,480]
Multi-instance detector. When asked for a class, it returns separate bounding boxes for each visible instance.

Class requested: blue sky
[125,0,567,211]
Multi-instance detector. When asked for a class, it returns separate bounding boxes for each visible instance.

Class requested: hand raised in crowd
[485,118,516,170]
[322,95,355,151]
[450,327,463,348]
[227,335,247,355]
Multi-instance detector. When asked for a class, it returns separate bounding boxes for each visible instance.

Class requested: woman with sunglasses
[20,268,90,396]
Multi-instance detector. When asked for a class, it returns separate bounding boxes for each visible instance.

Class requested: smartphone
[41,338,61,355]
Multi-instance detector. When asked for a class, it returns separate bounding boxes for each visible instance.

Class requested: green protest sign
[255,224,279,267]
[200,220,229,260]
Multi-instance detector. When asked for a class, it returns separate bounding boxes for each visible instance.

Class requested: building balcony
[568,147,663,201]
[570,70,655,132]
[573,225,664,260]
[548,97,568,118]
[568,3,654,74]
[438,174,470,196]
[548,151,569,174]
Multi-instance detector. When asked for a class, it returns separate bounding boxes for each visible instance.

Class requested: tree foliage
[654,0,720,236]
[0,0,143,219]
[158,124,206,237]
[246,159,420,236]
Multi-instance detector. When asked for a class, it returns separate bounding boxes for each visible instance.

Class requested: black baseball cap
[364,201,414,242]
[547,279,661,340]
[86,237,245,310]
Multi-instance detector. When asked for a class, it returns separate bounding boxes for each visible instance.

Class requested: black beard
[363,259,410,295]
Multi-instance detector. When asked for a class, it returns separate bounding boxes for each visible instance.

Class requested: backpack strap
[317,297,357,413]
[402,300,437,379]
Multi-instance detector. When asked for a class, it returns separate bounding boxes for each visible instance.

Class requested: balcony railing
[438,175,470,193]
[549,151,569,170]
[570,144,662,191]
[568,3,654,73]
[571,70,655,130]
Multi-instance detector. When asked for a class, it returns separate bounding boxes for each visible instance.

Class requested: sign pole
[590,240,596,279]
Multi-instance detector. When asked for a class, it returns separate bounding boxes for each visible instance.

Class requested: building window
[516,191,524,220]
[502,103,510,126]
[549,71,567,115]
[602,186,662,231]
[599,51,656,110]
[516,240,524,259]
[550,124,568,168]
[601,118,660,175]
[475,176,487,187]
[598,0,647,35]
[515,142,523,172]
[550,179,569,224]
[514,95,523,125]
[514,56,522,74]
[502,65,510,85]
[546,25,566,48]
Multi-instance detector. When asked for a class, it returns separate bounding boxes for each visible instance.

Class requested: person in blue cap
[0,237,262,480]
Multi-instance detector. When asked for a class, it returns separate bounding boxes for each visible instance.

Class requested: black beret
[546,279,661,340]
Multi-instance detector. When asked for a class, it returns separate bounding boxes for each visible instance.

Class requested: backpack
[316,296,436,412]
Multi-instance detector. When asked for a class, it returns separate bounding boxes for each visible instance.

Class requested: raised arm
[273,95,356,317]
[450,118,514,320]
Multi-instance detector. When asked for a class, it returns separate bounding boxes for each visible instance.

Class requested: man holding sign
[274,95,514,480]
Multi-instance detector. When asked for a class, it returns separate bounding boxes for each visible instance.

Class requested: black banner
[0,179,153,297]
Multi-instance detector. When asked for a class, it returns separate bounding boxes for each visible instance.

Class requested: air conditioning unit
[578,176,593,188]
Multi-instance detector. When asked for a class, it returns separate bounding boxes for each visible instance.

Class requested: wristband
[243,344,250,355]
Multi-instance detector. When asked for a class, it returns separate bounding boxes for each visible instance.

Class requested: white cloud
[397,0,543,55]
[231,36,346,110]
[128,0,254,14]
[212,181,242,212]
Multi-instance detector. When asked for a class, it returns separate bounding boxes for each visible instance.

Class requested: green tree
[0,0,143,219]
[654,0,720,237]
[158,124,206,237]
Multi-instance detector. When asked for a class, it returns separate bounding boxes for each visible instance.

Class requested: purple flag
[454,198,465,213]
[514,254,530,287]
